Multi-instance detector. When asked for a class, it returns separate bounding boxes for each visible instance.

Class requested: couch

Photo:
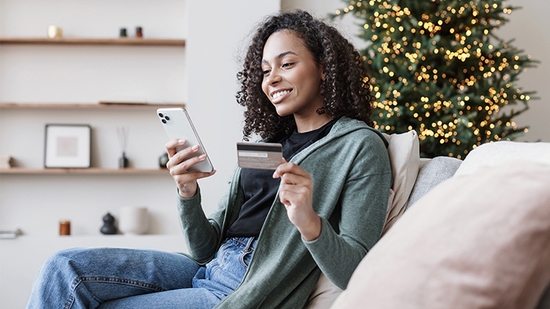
[307,135,550,309]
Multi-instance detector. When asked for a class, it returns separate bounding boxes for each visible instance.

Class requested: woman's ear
[320,65,326,81]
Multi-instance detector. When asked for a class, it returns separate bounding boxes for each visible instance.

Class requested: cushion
[381,130,420,234]
[455,141,550,176]
[306,273,343,309]
[406,156,462,209]
[331,161,550,309]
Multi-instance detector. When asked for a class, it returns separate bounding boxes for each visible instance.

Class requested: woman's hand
[273,159,321,241]
[165,139,216,198]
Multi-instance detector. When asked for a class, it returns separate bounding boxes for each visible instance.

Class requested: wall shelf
[0,168,169,175]
[0,2,190,307]
[0,102,185,109]
[0,37,185,46]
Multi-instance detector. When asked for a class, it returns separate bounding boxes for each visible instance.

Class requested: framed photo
[44,124,91,168]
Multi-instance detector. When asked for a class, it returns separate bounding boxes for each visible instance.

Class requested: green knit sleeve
[303,131,392,289]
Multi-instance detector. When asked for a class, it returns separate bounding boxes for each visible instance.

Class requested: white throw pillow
[381,130,420,234]
[330,161,550,309]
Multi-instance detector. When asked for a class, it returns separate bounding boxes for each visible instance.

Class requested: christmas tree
[333,0,538,158]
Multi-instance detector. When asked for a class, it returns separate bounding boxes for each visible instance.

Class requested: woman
[27,10,391,309]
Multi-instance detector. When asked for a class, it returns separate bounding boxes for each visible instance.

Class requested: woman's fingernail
[192,145,199,151]
[199,154,206,160]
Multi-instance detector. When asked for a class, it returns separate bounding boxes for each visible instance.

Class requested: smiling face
[261,30,326,123]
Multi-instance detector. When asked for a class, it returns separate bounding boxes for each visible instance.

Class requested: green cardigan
[177,116,392,308]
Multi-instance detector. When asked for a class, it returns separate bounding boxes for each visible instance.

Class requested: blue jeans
[26,237,257,309]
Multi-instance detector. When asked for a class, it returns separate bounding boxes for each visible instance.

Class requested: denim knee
[41,248,87,272]
[41,248,78,272]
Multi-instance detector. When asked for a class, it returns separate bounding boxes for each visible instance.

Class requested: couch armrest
[406,156,462,209]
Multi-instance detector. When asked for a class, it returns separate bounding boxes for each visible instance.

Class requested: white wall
[283,0,550,142]
[496,0,550,142]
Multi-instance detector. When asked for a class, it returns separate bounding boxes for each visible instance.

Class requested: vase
[118,206,149,235]
[100,212,117,235]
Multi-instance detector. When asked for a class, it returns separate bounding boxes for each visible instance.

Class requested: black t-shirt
[226,119,337,238]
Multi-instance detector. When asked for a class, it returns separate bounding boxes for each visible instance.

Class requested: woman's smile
[270,89,292,103]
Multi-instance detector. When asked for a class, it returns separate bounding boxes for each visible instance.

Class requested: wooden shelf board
[0,102,185,109]
[0,168,169,175]
[0,37,185,46]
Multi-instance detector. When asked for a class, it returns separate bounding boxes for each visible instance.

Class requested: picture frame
[44,124,91,168]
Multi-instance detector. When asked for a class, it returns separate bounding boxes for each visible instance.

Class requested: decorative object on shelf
[0,156,13,168]
[159,152,169,168]
[117,126,129,168]
[119,28,127,38]
[136,26,143,38]
[0,228,22,239]
[44,124,91,168]
[118,206,149,235]
[59,220,71,236]
[100,213,117,235]
[47,25,63,38]
[119,153,129,168]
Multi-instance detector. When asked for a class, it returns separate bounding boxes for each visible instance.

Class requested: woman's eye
[282,62,294,68]
[262,68,271,75]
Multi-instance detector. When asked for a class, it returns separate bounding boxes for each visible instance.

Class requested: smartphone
[157,108,214,173]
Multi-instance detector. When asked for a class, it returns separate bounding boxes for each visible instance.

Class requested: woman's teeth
[273,90,290,100]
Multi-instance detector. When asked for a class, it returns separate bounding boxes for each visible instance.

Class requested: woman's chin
[274,106,292,117]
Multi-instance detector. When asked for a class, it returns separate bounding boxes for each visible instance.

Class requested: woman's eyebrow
[262,51,298,64]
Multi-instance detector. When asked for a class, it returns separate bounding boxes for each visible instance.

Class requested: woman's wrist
[177,182,198,198]
[299,215,322,241]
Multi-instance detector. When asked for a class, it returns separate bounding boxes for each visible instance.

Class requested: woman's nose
[266,69,282,85]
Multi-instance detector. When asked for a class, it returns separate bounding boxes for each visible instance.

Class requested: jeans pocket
[239,242,255,269]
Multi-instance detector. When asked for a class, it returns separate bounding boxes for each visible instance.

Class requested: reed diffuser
[117,126,129,168]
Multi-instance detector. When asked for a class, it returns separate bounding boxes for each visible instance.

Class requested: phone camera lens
[158,113,164,118]
[165,116,170,121]
[161,119,167,124]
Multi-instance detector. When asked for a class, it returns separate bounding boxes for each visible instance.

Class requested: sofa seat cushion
[330,161,550,309]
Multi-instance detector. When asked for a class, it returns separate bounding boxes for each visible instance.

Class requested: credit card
[237,142,283,170]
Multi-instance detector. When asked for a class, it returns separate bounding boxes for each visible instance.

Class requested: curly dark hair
[236,10,374,140]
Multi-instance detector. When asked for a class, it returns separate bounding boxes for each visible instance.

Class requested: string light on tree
[333,0,537,158]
